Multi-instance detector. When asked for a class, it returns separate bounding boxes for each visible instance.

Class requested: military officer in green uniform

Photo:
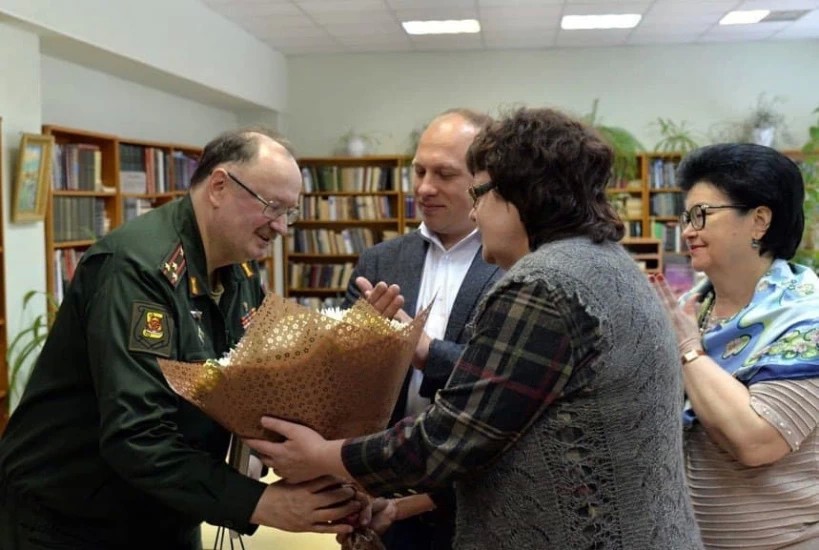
[0,129,362,549]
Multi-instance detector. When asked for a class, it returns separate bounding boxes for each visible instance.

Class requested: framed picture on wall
[12,133,54,222]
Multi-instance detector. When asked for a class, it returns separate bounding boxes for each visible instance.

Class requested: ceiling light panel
[719,10,770,25]
[402,19,481,35]
[561,14,643,30]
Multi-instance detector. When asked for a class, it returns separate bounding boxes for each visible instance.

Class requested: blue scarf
[681,259,819,425]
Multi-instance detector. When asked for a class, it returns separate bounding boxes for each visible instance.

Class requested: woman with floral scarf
[653,143,819,549]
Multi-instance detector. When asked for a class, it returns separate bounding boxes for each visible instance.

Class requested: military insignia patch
[240,302,257,330]
[160,243,187,287]
[240,261,255,278]
[128,301,174,357]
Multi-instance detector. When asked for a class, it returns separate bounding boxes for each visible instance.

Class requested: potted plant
[745,93,791,147]
[794,107,819,268]
[337,129,380,157]
[584,99,644,184]
[6,290,56,410]
[653,118,701,156]
[406,122,428,156]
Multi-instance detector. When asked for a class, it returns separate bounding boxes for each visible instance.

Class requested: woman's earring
[751,238,761,249]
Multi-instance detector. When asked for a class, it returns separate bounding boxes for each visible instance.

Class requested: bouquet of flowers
[158,293,429,441]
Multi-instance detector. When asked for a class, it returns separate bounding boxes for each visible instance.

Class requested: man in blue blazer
[344,108,502,550]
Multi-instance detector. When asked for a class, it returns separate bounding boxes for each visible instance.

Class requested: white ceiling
[199,0,819,55]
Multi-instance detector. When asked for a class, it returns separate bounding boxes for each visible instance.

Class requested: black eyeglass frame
[225,170,299,225]
[679,203,748,230]
[468,181,496,206]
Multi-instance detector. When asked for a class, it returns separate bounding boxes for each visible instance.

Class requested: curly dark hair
[467,107,624,248]
[677,143,804,259]
[190,127,294,187]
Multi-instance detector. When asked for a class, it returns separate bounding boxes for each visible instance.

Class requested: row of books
[607,179,643,191]
[52,196,109,243]
[53,249,85,304]
[622,221,643,238]
[649,158,680,189]
[124,198,155,222]
[289,228,387,255]
[300,166,410,193]
[120,147,197,194]
[404,196,417,219]
[299,195,395,221]
[650,193,684,217]
[289,262,355,291]
[51,143,108,192]
[610,194,643,221]
[652,221,686,253]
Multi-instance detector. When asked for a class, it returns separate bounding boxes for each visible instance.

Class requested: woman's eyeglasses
[679,204,747,230]
[468,181,496,207]
[226,171,300,226]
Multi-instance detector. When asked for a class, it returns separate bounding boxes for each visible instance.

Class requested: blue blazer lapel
[445,249,501,342]
[393,231,427,315]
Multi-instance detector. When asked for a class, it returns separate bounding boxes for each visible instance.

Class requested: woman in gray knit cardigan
[247,107,703,550]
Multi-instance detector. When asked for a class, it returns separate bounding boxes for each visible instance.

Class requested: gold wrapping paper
[158,294,429,440]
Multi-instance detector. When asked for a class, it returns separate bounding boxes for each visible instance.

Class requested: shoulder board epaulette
[239,261,255,278]
[160,243,187,287]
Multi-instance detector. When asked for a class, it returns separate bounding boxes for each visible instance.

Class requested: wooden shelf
[53,190,117,197]
[54,240,96,249]
[121,192,178,200]
[302,191,400,197]
[288,253,359,262]
[293,219,400,227]
[42,125,206,304]
[286,155,412,305]
[606,187,643,194]
[621,237,663,274]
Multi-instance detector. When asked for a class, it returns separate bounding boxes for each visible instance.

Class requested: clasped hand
[244,416,338,484]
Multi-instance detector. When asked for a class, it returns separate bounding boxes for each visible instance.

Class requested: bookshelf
[42,125,205,304]
[621,237,663,274]
[286,155,412,308]
[608,152,685,274]
[0,117,7,431]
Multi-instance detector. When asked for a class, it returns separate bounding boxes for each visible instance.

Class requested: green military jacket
[0,195,266,547]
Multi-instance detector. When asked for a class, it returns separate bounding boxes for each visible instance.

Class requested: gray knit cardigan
[453,236,703,550]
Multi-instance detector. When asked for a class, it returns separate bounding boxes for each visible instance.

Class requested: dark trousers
[0,478,202,550]
[380,512,455,550]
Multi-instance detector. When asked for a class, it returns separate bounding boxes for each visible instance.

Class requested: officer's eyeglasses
[468,181,496,207]
[226,171,300,226]
[679,204,747,230]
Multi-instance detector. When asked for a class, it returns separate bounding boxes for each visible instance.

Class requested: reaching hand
[355,277,405,320]
[250,476,362,534]
[649,274,702,355]
[243,417,341,484]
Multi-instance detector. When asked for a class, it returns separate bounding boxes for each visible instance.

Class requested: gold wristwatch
[681,349,705,365]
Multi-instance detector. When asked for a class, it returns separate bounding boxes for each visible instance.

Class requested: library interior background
[1,1,818,548]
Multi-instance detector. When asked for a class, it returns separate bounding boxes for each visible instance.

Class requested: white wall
[0,22,48,397]
[0,0,287,112]
[285,41,819,156]
[41,56,239,147]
